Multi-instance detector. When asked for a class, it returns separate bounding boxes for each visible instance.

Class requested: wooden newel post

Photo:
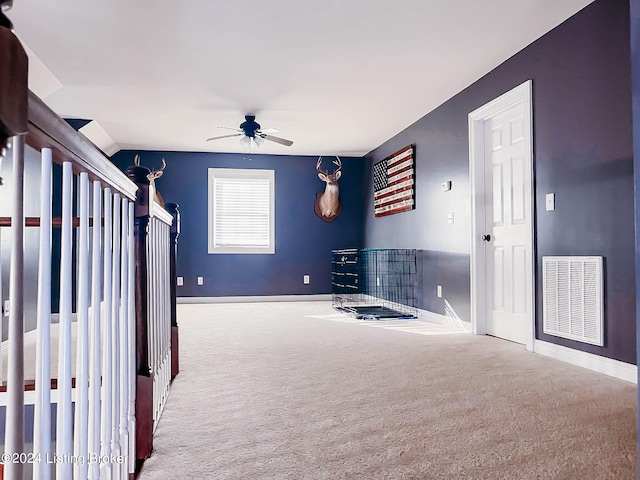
[125,165,155,465]
[0,16,28,187]
[165,203,180,379]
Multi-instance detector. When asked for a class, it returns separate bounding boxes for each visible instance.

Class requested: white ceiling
[9,0,593,157]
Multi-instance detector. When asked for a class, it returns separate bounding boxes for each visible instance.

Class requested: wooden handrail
[0,216,104,227]
[0,378,78,393]
[25,91,138,201]
[151,199,173,226]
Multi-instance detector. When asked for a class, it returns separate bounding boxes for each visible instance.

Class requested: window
[208,168,275,254]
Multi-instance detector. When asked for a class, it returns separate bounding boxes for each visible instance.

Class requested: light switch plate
[303,275,310,285]
[177,276,184,286]
[546,193,555,211]
[197,276,204,286]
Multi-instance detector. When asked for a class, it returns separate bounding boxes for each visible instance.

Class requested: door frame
[468,80,535,351]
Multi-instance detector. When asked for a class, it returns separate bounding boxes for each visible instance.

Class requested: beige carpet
[138,302,637,480]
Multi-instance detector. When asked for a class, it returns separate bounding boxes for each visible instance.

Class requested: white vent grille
[542,256,603,346]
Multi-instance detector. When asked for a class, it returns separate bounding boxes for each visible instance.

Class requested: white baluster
[88,180,102,480]
[166,223,171,383]
[164,223,169,409]
[159,221,164,412]
[160,221,164,386]
[74,171,91,479]
[165,224,169,403]
[167,223,171,397]
[161,222,166,412]
[127,202,136,476]
[155,220,160,420]
[159,222,165,400]
[111,192,122,479]
[163,224,169,405]
[158,221,164,418]
[0,147,4,392]
[148,219,156,425]
[5,135,25,480]
[33,148,52,480]
[118,198,130,480]
[101,188,113,480]
[152,219,158,423]
[159,220,163,416]
[156,220,161,420]
[56,161,74,480]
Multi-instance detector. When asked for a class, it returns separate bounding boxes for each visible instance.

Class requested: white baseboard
[418,309,446,324]
[177,294,332,304]
[533,339,637,384]
[418,309,471,332]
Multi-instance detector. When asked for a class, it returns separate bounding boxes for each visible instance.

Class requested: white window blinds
[208,168,275,254]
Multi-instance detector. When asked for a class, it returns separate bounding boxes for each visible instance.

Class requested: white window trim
[208,168,275,254]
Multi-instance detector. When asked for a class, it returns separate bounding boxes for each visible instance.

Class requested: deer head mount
[314,156,343,222]
[133,154,166,207]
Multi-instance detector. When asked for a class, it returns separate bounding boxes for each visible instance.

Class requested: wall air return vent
[542,256,603,346]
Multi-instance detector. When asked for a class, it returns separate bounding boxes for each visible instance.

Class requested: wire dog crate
[332,248,419,318]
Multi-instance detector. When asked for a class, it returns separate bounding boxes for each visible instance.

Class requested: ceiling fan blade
[217,126,242,131]
[259,127,280,134]
[206,133,243,141]
[262,134,293,147]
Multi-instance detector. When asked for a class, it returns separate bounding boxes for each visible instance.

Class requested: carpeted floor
[137,302,637,480]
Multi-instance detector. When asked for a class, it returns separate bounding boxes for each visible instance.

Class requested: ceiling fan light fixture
[239,136,252,148]
[208,115,293,148]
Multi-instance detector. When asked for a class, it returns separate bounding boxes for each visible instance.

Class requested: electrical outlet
[437,285,443,298]
[197,276,204,286]
[447,212,455,224]
[177,276,184,286]
[3,299,9,317]
[303,275,310,285]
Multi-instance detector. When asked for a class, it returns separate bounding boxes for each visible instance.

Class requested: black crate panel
[332,248,419,318]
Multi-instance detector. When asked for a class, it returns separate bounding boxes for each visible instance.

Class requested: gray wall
[628,0,640,466]
[364,0,635,363]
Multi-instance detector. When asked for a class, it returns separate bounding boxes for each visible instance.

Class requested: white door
[469,80,533,349]
[483,104,529,344]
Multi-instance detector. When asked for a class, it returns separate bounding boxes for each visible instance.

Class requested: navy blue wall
[111,151,366,297]
[364,0,635,363]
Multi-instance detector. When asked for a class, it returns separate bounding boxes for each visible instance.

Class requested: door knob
[482,234,491,242]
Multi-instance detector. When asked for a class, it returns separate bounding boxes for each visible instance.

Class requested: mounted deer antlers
[314,156,343,222]
[134,154,166,207]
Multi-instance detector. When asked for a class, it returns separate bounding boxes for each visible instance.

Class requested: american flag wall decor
[373,145,415,217]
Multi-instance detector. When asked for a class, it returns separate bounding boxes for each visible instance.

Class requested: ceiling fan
[206,115,294,148]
